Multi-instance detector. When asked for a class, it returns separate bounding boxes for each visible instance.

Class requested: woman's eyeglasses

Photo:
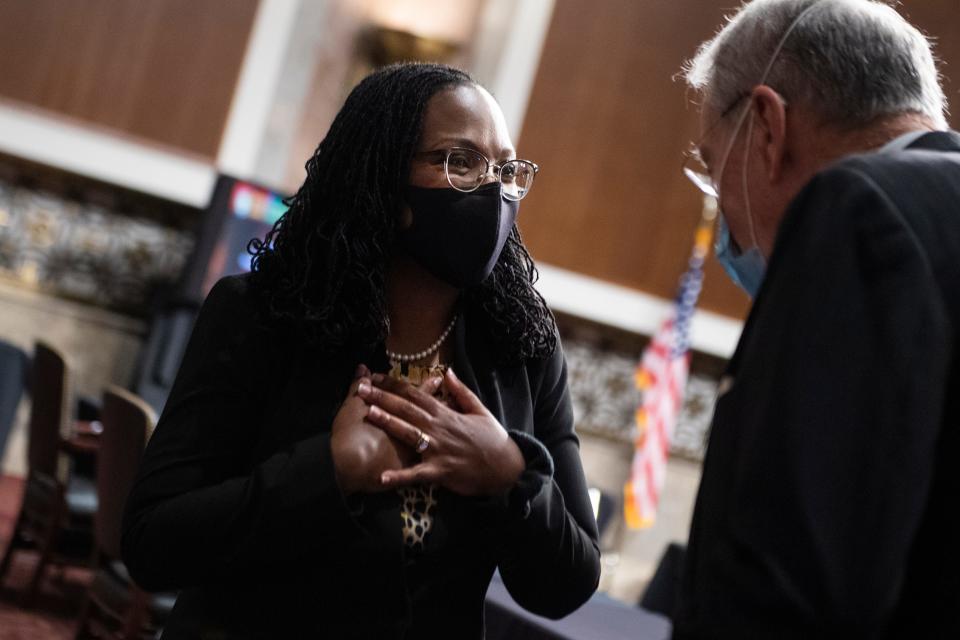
[413,147,539,202]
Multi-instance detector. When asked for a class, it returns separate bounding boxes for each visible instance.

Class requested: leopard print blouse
[388,362,449,550]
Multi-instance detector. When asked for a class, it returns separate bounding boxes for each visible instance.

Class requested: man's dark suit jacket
[121,274,600,639]
[674,131,960,638]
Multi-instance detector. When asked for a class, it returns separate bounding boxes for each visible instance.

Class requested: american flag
[624,199,715,529]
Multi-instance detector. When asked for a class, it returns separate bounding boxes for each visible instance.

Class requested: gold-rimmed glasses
[413,147,539,202]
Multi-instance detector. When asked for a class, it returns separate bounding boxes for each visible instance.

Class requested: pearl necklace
[386,315,459,364]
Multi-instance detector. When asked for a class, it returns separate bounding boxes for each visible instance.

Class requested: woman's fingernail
[430,376,443,389]
[368,405,381,419]
[358,382,370,395]
[380,472,390,485]
[371,373,384,383]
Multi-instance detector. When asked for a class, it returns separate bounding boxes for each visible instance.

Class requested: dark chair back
[29,341,71,479]
[1,341,84,604]
[96,386,156,560]
[0,340,29,461]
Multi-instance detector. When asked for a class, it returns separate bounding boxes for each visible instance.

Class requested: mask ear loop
[712,96,755,254]
[713,0,825,254]
[740,108,763,259]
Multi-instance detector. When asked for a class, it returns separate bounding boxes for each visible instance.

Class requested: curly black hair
[248,62,557,364]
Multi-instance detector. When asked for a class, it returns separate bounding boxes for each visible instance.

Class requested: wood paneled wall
[0,0,259,159]
[518,0,960,319]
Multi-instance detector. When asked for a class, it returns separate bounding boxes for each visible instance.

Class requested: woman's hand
[330,365,419,495]
[358,368,525,496]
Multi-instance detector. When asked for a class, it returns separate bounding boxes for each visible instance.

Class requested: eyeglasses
[681,145,718,199]
[680,92,751,199]
[681,90,788,199]
[413,147,539,201]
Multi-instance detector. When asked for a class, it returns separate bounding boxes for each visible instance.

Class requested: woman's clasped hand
[333,364,525,498]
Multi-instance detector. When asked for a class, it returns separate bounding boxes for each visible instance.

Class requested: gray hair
[684,0,949,129]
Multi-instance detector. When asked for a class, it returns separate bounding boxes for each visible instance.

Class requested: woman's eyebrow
[428,136,516,160]
[428,136,481,151]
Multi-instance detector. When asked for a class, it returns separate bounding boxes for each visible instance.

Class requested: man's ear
[750,85,788,183]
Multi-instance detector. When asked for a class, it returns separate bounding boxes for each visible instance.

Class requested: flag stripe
[624,211,713,529]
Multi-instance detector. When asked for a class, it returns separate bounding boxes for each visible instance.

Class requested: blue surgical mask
[715,215,766,298]
[705,2,821,298]
[708,104,768,299]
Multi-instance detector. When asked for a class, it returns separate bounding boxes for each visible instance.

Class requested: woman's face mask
[399,182,518,289]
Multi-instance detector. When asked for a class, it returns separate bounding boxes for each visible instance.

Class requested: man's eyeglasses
[681,145,719,199]
[680,92,752,199]
[413,147,539,202]
[680,90,789,200]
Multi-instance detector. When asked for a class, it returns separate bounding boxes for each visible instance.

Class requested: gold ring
[415,429,431,453]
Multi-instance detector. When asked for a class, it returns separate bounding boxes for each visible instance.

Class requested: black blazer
[121,274,600,639]
[674,132,960,639]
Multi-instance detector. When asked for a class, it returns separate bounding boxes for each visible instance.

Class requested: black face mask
[400,182,518,288]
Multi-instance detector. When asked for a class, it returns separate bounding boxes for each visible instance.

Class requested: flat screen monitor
[199,177,288,295]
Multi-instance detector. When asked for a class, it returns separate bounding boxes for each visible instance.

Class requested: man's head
[684,0,949,261]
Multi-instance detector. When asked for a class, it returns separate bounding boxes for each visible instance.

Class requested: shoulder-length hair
[248,63,557,364]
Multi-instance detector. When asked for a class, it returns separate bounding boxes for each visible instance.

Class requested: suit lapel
[451,311,506,423]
